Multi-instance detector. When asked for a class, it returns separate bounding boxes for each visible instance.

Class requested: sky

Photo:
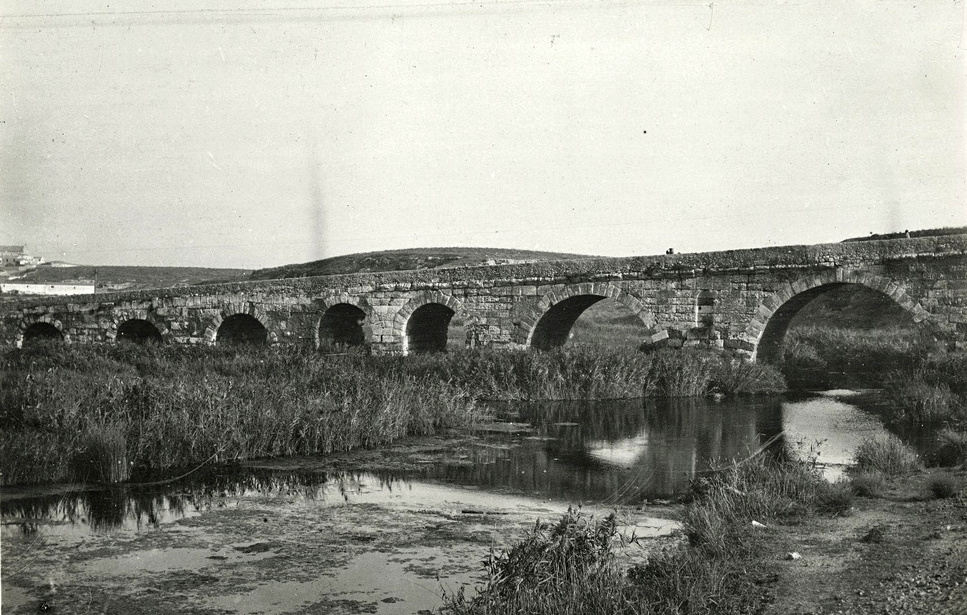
[1,0,964,269]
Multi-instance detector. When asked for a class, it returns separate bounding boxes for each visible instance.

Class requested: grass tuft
[929,429,967,468]
[850,435,923,477]
[849,471,889,498]
[445,509,630,615]
[926,473,961,499]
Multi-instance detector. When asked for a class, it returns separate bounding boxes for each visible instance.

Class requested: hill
[841,226,967,242]
[4,265,251,292]
[248,247,595,280]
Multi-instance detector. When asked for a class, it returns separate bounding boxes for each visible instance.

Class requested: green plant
[849,471,888,498]
[778,325,937,390]
[850,435,923,477]
[926,473,961,499]
[444,509,631,615]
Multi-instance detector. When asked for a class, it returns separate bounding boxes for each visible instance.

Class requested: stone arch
[111,309,168,343]
[393,291,465,354]
[518,283,654,350]
[19,320,65,347]
[205,304,275,346]
[747,270,933,362]
[318,303,371,349]
[116,319,164,344]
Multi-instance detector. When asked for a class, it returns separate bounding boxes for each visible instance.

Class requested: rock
[786,552,802,560]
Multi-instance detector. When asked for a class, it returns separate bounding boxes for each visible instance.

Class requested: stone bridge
[2,235,966,361]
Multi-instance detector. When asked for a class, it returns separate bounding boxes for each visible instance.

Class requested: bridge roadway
[2,235,966,360]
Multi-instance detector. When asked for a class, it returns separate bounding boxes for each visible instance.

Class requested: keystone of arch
[517,283,654,347]
[744,269,933,358]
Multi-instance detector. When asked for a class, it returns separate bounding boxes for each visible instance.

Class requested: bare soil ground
[764,470,967,615]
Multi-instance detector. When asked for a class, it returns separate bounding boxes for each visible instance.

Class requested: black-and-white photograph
[2,1,965,613]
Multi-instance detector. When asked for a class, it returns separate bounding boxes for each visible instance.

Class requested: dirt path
[764,472,967,615]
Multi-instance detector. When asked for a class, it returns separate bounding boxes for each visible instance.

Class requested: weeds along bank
[0,343,784,486]
[778,325,967,459]
[443,454,855,615]
[444,435,967,615]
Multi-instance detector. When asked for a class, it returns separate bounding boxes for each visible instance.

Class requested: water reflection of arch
[748,270,934,362]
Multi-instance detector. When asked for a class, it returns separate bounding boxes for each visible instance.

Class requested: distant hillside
[6,265,251,292]
[842,226,967,242]
[249,247,595,280]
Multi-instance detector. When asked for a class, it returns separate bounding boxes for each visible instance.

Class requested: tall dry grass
[0,343,477,485]
[0,343,784,486]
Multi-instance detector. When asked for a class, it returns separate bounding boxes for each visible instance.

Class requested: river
[0,391,903,614]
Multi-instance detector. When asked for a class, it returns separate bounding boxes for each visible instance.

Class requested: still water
[1,392,896,614]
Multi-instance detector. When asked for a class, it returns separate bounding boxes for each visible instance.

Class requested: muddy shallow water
[1,393,898,614]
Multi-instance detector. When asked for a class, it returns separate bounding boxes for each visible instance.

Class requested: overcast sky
[1,0,964,269]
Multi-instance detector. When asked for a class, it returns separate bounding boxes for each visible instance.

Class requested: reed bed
[882,354,967,428]
[0,343,476,485]
[0,343,784,486]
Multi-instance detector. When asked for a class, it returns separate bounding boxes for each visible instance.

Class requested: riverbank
[763,469,967,615]
[0,343,785,486]
[4,396,965,614]
[441,443,967,615]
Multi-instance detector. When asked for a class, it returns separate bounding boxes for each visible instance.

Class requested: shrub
[72,421,131,483]
[0,343,788,486]
[443,509,631,615]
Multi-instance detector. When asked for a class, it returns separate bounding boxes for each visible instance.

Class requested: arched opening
[406,303,456,354]
[116,319,163,344]
[533,296,650,350]
[757,282,925,387]
[216,314,268,346]
[319,304,367,350]
[22,322,64,346]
